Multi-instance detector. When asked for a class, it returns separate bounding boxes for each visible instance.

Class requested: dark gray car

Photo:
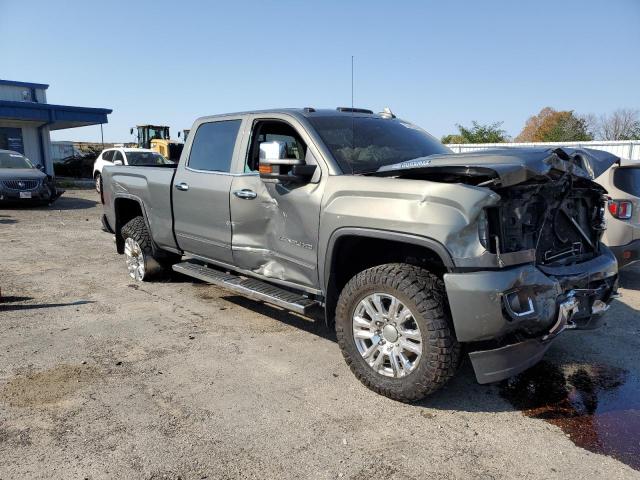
[100,108,619,402]
[0,150,59,205]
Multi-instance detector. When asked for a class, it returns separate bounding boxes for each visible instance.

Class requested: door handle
[175,182,189,191]
[233,189,257,200]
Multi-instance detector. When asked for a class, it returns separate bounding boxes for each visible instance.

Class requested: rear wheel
[121,216,164,281]
[335,263,460,402]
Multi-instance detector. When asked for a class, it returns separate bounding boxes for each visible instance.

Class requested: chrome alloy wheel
[124,237,145,281]
[352,293,423,378]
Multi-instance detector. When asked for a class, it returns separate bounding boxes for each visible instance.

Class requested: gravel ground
[0,189,639,480]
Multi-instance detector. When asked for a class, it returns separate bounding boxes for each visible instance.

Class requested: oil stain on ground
[0,364,100,407]
[500,361,640,470]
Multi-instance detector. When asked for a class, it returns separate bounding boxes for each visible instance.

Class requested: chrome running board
[173,260,319,315]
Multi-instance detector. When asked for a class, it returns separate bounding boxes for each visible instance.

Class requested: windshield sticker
[399,122,424,132]
[391,158,432,170]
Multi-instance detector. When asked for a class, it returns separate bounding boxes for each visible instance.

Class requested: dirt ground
[1,189,639,480]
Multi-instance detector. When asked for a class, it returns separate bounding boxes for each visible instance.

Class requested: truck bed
[101,165,178,251]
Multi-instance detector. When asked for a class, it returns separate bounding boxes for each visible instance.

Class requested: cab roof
[194,107,394,123]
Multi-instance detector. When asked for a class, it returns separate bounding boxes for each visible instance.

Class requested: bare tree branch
[597,109,640,140]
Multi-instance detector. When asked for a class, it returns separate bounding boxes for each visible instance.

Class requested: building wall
[40,125,52,172]
[0,83,51,172]
[0,119,51,171]
[0,84,47,103]
[50,141,76,162]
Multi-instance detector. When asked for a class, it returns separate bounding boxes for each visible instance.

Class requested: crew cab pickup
[101,108,619,402]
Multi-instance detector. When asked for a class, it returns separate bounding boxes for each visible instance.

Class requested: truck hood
[371,147,619,187]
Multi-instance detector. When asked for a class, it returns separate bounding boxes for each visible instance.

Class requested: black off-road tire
[335,263,461,402]
[121,216,164,281]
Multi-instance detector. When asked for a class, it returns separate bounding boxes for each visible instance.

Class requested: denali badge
[390,158,432,170]
[279,236,313,250]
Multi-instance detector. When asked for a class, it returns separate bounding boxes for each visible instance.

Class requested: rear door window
[188,120,241,172]
[613,167,640,196]
[113,151,124,163]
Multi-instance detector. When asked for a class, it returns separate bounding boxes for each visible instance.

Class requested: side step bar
[173,261,319,315]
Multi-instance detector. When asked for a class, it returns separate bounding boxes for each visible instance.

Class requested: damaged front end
[485,171,608,267]
[374,147,620,383]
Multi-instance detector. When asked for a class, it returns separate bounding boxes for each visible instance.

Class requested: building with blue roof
[0,79,111,175]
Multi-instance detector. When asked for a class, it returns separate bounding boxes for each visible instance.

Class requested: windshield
[614,167,640,196]
[125,151,173,166]
[0,151,35,169]
[307,116,451,174]
[148,126,169,140]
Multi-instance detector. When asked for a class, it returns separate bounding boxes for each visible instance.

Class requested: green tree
[538,111,593,142]
[441,121,509,144]
[441,134,465,144]
[516,107,593,142]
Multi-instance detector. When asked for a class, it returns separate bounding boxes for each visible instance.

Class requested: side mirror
[114,160,123,166]
[258,141,316,183]
[36,164,44,171]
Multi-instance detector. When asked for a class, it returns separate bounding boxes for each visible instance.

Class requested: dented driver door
[229,172,323,290]
[229,115,324,291]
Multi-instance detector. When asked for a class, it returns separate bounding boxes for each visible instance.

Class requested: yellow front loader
[130,125,184,162]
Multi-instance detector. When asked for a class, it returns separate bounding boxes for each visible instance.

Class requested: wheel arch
[322,228,454,326]
[113,195,153,254]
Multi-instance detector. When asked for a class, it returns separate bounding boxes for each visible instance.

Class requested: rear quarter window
[102,150,114,162]
[613,167,640,197]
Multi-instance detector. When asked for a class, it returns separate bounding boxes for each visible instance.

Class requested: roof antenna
[351,55,354,109]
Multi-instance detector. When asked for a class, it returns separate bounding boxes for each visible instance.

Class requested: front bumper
[444,247,618,384]
[0,185,56,203]
[609,239,640,269]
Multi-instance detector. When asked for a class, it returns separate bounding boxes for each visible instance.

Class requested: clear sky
[1,0,639,143]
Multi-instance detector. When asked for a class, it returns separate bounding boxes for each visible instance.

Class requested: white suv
[93,148,171,193]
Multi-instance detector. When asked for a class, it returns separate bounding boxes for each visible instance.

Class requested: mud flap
[49,188,65,203]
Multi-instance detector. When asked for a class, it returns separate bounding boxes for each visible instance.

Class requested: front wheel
[335,263,460,402]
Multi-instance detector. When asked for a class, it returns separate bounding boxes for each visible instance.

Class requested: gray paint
[444,265,561,342]
[596,164,640,267]
[101,108,618,384]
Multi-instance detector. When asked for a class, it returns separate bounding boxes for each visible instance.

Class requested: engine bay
[487,174,608,266]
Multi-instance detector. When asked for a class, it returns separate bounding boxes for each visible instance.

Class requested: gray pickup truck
[101,107,619,402]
